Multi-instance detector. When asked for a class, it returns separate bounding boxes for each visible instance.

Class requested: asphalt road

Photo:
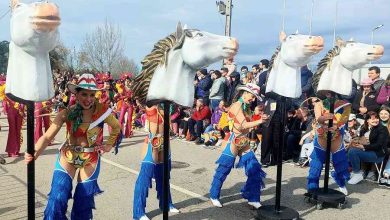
[0,121,389,220]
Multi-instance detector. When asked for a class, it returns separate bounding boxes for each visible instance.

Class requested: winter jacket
[210,107,223,125]
[352,89,380,114]
[196,76,213,99]
[209,77,226,100]
[361,124,389,157]
[376,84,390,105]
[192,105,212,121]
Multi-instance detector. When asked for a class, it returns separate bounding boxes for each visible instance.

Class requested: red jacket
[192,106,211,121]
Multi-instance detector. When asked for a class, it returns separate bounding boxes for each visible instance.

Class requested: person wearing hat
[25,73,121,219]
[352,78,380,119]
[209,83,268,209]
[195,68,212,106]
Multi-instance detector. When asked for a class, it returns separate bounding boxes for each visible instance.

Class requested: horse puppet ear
[10,0,20,10]
[176,22,184,40]
[279,31,287,42]
[336,37,346,47]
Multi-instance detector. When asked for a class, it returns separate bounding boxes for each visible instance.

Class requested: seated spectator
[296,119,317,167]
[378,106,390,186]
[178,107,192,139]
[352,78,380,119]
[188,99,211,142]
[344,114,361,149]
[285,107,310,162]
[348,111,389,184]
[170,104,181,137]
[376,74,390,106]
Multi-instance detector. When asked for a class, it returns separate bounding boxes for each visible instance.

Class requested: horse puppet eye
[185,31,193,38]
[195,32,204,37]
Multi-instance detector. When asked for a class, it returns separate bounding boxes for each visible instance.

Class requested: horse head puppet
[6,0,61,102]
[265,31,324,98]
[313,38,384,98]
[132,22,239,107]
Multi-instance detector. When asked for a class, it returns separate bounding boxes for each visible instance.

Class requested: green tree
[0,41,10,73]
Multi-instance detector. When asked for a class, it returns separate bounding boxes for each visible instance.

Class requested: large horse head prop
[6,0,61,102]
[265,31,324,98]
[132,23,239,107]
[313,38,384,98]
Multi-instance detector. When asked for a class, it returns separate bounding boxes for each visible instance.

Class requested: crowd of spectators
[1,60,389,188]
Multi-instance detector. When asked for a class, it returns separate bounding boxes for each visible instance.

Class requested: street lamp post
[370,24,384,64]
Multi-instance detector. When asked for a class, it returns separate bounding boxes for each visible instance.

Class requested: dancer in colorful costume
[34,101,52,144]
[210,83,267,209]
[309,39,384,195]
[131,22,238,219]
[117,75,134,138]
[25,73,121,219]
[3,94,25,157]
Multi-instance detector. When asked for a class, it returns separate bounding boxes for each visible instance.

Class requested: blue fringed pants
[209,153,235,200]
[308,141,350,191]
[133,162,154,220]
[133,159,174,220]
[44,170,73,220]
[210,150,266,202]
[331,149,350,188]
[155,161,173,210]
[236,151,266,202]
[71,159,103,220]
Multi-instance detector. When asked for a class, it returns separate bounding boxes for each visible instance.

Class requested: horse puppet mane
[131,33,185,104]
[268,46,281,74]
[311,46,341,94]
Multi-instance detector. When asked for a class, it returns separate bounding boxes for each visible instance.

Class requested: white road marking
[100,157,209,202]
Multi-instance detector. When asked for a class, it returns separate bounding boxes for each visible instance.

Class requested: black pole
[162,101,170,220]
[26,101,35,220]
[323,94,335,192]
[274,97,286,212]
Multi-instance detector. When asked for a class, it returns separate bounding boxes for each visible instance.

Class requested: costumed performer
[25,73,121,219]
[209,83,267,209]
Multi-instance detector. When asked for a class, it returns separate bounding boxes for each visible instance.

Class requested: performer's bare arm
[230,102,267,130]
[25,109,67,163]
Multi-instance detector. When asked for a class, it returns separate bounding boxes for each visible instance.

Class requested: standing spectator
[226,72,241,105]
[196,69,212,106]
[257,59,270,89]
[252,64,261,84]
[367,66,384,92]
[352,78,380,119]
[209,70,226,111]
[188,99,212,142]
[348,111,388,184]
[240,66,249,80]
[376,74,390,106]
[292,65,313,108]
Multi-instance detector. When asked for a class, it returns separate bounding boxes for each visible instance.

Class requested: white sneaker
[169,206,180,213]
[210,198,223,208]
[248,202,262,209]
[139,215,150,220]
[348,172,364,185]
[338,186,348,196]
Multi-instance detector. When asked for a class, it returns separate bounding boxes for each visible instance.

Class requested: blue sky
[0,0,389,69]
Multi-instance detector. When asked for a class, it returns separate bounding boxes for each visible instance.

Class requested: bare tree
[111,55,140,79]
[81,19,124,72]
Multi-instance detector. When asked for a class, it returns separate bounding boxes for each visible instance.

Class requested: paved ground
[0,119,389,220]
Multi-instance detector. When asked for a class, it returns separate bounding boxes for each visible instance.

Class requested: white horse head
[6,0,61,101]
[132,23,239,107]
[315,38,384,97]
[265,31,324,98]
